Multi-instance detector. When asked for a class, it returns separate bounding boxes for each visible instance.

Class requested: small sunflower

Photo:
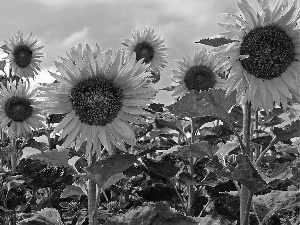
[122,28,168,74]
[1,32,44,79]
[39,44,155,156]
[214,0,300,111]
[171,47,225,98]
[0,80,45,138]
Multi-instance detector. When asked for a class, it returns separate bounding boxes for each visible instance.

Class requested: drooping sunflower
[0,80,45,138]
[1,32,44,79]
[39,44,155,156]
[171,47,225,98]
[214,0,300,111]
[122,28,168,74]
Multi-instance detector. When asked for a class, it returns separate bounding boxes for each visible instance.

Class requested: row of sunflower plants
[0,0,300,224]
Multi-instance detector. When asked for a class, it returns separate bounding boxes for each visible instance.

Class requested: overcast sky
[0,0,298,105]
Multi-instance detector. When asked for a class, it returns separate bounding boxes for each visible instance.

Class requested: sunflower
[122,28,168,74]
[214,0,300,111]
[1,32,44,79]
[0,80,45,138]
[171,47,225,98]
[39,44,155,156]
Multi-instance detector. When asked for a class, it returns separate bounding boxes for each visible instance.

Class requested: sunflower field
[0,0,300,224]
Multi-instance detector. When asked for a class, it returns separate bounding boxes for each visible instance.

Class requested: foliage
[0,21,300,225]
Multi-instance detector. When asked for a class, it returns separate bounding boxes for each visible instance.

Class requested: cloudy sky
[0,0,298,105]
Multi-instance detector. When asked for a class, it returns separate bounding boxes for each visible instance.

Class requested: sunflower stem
[240,101,252,225]
[187,117,196,216]
[88,152,97,225]
[47,121,51,151]
[254,110,260,161]
[11,138,17,174]
[255,136,278,166]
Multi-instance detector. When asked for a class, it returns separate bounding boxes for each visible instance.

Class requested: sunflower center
[4,97,33,122]
[13,45,33,68]
[134,41,154,63]
[240,25,294,80]
[184,65,216,91]
[70,77,124,126]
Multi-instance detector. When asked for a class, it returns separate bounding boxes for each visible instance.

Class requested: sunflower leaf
[273,120,300,142]
[60,185,86,198]
[206,155,268,193]
[195,37,236,47]
[0,60,6,71]
[252,190,300,220]
[167,89,236,123]
[166,142,218,158]
[30,149,70,167]
[86,153,137,188]
[143,158,180,179]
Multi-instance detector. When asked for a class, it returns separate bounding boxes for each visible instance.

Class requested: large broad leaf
[206,155,268,193]
[60,185,86,198]
[167,89,236,123]
[104,202,198,225]
[161,142,218,159]
[101,173,126,190]
[252,190,300,223]
[195,37,236,47]
[273,120,300,142]
[18,208,63,225]
[143,158,180,179]
[37,208,63,225]
[232,154,268,193]
[30,149,69,167]
[86,153,137,188]
[25,138,48,151]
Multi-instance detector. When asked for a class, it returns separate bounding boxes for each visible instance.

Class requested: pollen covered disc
[4,97,33,122]
[184,65,216,91]
[13,45,33,68]
[70,77,124,126]
[240,25,294,80]
[134,41,154,63]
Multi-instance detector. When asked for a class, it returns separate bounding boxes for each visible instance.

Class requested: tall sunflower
[1,32,44,79]
[214,0,300,111]
[0,80,45,138]
[39,44,155,156]
[122,28,168,74]
[171,47,225,98]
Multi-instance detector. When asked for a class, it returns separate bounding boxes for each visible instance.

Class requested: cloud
[26,0,118,7]
[62,27,91,47]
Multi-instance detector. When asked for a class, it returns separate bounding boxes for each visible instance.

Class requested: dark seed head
[5,97,33,122]
[70,77,123,126]
[13,45,33,68]
[184,65,216,91]
[134,41,154,63]
[240,25,294,80]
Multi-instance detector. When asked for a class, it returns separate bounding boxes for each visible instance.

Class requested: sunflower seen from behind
[0,80,45,138]
[1,32,44,79]
[39,44,156,156]
[171,47,225,98]
[122,28,168,75]
[214,0,300,111]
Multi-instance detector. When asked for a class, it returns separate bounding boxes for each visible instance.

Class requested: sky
[0,0,299,106]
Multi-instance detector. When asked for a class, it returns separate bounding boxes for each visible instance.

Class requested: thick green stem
[240,102,252,225]
[255,136,278,166]
[47,121,51,151]
[254,110,260,161]
[88,153,97,225]
[187,117,196,216]
[11,138,17,174]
